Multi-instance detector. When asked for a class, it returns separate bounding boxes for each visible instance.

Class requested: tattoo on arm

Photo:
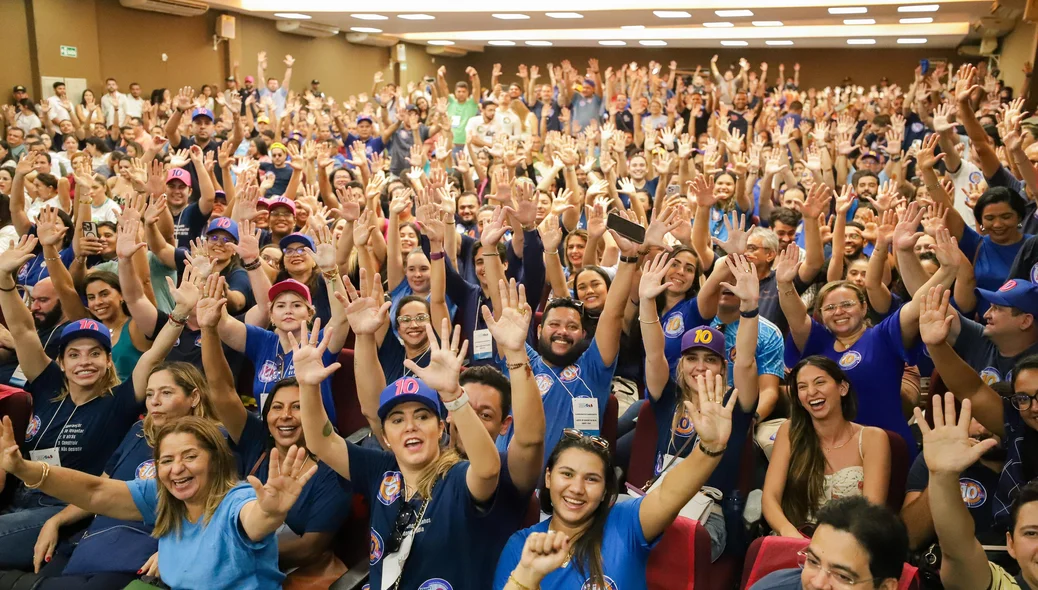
[322,420,333,437]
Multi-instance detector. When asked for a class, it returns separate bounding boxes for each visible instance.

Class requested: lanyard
[32,396,80,452]
[383,496,432,590]
[402,348,430,378]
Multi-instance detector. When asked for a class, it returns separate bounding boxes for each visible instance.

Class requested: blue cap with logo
[59,319,112,352]
[279,232,315,252]
[206,217,239,242]
[191,107,215,121]
[976,279,1038,317]
[680,325,726,359]
[377,377,445,421]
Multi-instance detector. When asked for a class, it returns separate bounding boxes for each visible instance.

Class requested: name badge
[10,365,26,388]
[30,447,61,467]
[572,397,600,434]
[472,329,493,360]
[451,115,461,128]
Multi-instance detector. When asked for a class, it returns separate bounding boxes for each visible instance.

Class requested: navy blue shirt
[906,452,1001,544]
[660,297,710,371]
[258,162,293,197]
[377,334,431,384]
[17,246,75,288]
[347,443,501,589]
[171,202,209,250]
[174,136,225,193]
[243,325,338,423]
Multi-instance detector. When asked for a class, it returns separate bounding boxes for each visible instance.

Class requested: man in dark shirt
[165,89,243,192]
[0,278,65,386]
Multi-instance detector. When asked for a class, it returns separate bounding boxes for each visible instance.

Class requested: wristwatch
[442,391,470,412]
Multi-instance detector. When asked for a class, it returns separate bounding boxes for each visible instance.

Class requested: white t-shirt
[494,110,522,139]
[465,115,502,145]
[101,92,130,127]
[948,157,983,229]
[15,112,42,134]
[46,96,71,123]
[90,198,122,223]
[124,96,145,119]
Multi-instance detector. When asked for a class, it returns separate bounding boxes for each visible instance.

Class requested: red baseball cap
[268,279,311,305]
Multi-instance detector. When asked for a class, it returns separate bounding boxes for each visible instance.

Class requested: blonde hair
[415,448,462,499]
[142,362,217,446]
[151,417,239,539]
[53,351,119,403]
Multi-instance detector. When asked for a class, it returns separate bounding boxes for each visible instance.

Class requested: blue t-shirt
[709,206,750,244]
[243,325,338,423]
[994,397,1035,530]
[127,479,284,590]
[232,414,352,536]
[906,452,1001,544]
[495,340,617,467]
[661,298,710,371]
[172,202,209,250]
[347,443,501,589]
[784,311,918,457]
[493,497,658,590]
[959,227,1031,317]
[377,333,431,384]
[711,316,785,383]
[388,280,457,330]
[17,246,76,288]
[22,362,142,504]
[344,133,386,157]
[258,162,293,197]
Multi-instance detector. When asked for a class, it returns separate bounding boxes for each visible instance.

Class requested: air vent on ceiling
[119,0,208,17]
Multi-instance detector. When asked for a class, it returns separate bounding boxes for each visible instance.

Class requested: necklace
[822,425,856,451]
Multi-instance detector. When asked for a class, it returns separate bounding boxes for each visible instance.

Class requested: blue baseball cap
[680,325,726,359]
[191,108,214,121]
[357,114,374,124]
[206,217,239,242]
[279,232,314,251]
[59,319,112,352]
[976,280,1038,317]
[377,377,444,421]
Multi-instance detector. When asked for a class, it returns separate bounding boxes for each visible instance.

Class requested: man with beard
[0,278,66,386]
[769,206,805,254]
[165,86,242,192]
[455,192,480,237]
[626,153,660,199]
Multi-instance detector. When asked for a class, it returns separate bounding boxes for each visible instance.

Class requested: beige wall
[31,0,103,93]
[1000,21,1037,97]
[0,1,33,99]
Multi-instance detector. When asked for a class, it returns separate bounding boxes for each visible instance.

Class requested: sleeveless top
[111,321,143,382]
[821,426,866,504]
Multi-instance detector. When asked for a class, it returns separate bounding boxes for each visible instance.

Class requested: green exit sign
[60,45,77,58]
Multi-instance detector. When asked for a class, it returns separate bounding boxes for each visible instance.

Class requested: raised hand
[35,208,68,248]
[340,269,390,335]
[231,219,262,264]
[687,174,719,209]
[167,263,203,315]
[687,371,737,451]
[515,531,572,583]
[479,206,509,248]
[641,206,681,252]
[719,253,760,305]
[0,415,27,478]
[800,183,833,219]
[639,252,674,300]
[915,394,998,476]
[403,319,468,396]
[196,274,228,329]
[480,279,532,353]
[248,445,319,519]
[933,227,959,269]
[774,243,802,285]
[310,224,337,272]
[712,213,753,255]
[892,201,926,252]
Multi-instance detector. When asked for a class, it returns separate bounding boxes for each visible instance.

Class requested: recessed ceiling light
[843,18,876,24]
[897,37,928,43]
[599,40,627,45]
[653,10,691,18]
[621,25,646,30]
[766,40,794,45]
[721,40,749,46]
[546,12,583,18]
[899,17,933,23]
[847,38,877,44]
[526,40,553,46]
[398,14,435,20]
[703,22,735,28]
[716,9,754,17]
[274,12,311,19]
[428,40,455,46]
[752,21,784,27]
[350,14,388,20]
[640,40,668,46]
[898,4,939,12]
[829,7,867,14]
[350,27,382,33]
[488,40,515,46]
[493,13,530,20]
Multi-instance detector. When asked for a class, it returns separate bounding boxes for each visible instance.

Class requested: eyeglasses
[386,501,420,555]
[547,297,585,314]
[797,550,873,589]
[821,300,860,314]
[283,247,309,257]
[1011,392,1038,411]
[269,210,295,218]
[397,314,430,326]
[562,428,610,450]
[207,235,236,245]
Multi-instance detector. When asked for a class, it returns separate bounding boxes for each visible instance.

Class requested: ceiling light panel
[653,10,691,18]
[766,40,794,45]
[640,40,667,46]
[488,40,515,46]
[829,7,867,14]
[899,17,933,23]
[703,22,735,28]
[898,4,939,12]
[274,12,311,19]
[493,13,530,20]
[546,12,583,18]
[847,38,877,44]
[716,10,753,17]
[398,14,435,20]
[599,40,626,45]
[427,40,454,45]
[525,40,553,46]
[721,40,748,46]
[897,37,928,43]
[350,27,382,33]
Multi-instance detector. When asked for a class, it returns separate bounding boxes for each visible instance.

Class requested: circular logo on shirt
[136,460,156,480]
[664,313,684,337]
[559,365,580,382]
[960,478,987,508]
[1031,263,1038,284]
[25,414,40,441]
[17,262,29,281]
[362,586,370,590]
[418,580,453,590]
[838,351,862,370]
[911,122,925,134]
[728,346,737,362]
[581,576,619,590]
[369,528,384,564]
[194,334,202,348]
[979,367,1001,385]
[675,413,695,437]
[968,171,983,184]
[377,471,403,506]
[257,360,280,383]
[535,374,553,396]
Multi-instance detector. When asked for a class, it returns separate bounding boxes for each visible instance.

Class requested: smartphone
[82,222,98,239]
[666,184,680,197]
[920,59,930,75]
[606,213,646,244]
[911,139,923,151]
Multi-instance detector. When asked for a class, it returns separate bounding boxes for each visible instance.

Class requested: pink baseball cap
[265,196,296,214]
[165,168,191,186]
[268,279,312,305]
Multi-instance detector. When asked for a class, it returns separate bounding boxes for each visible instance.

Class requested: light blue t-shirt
[126,479,284,590]
[711,315,785,384]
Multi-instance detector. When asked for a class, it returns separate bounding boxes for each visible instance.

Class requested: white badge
[9,365,26,388]
[30,447,61,467]
[572,397,600,434]
[472,329,493,360]
[451,115,461,128]
[259,392,269,412]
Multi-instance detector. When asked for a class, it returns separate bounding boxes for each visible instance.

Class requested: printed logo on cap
[394,377,421,397]
[664,313,684,337]
[980,367,1001,385]
[960,478,987,507]
[418,580,453,590]
[728,346,737,362]
[257,360,280,383]
[692,328,714,345]
[25,414,40,441]
[535,374,553,396]
[17,262,28,281]
[136,460,156,480]
[838,351,862,370]
[1000,279,1018,292]
[559,365,580,382]
[1031,263,1038,284]
[214,217,233,230]
[377,471,402,506]
[77,319,101,331]
[581,576,619,590]
[369,528,384,564]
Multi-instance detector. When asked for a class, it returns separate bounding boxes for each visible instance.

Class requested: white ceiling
[204,0,996,50]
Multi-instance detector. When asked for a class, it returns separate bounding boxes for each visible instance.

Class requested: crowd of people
[0,49,1035,590]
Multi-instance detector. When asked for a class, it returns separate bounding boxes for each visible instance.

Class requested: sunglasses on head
[562,428,609,450]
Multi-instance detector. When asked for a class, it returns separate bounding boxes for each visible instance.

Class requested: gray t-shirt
[387,124,430,176]
[954,315,1038,385]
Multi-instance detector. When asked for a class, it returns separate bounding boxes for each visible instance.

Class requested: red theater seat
[884,429,910,511]
[741,536,919,590]
[332,349,369,438]
[627,400,659,489]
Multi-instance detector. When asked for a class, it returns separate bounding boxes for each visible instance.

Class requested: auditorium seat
[332,349,370,439]
[627,400,659,489]
[884,429,910,511]
[647,516,713,590]
[602,394,619,459]
[740,536,920,590]
[0,386,31,509]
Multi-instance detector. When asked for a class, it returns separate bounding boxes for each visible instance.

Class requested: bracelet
[24,461,51,489]
[43,257,59,262]
[508,574,534,590]
[619,254,639,264]
[698,442,727,457]
[740,307,759,319]
[442,390,470,412]
[506,360,529,370]
[638,317,660,324]
[322,269,340,280]
[0,283,15,292]
[430,251,445,261]
[522,224,536,232]
[167,311,189,327]
[243,258,262,271]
